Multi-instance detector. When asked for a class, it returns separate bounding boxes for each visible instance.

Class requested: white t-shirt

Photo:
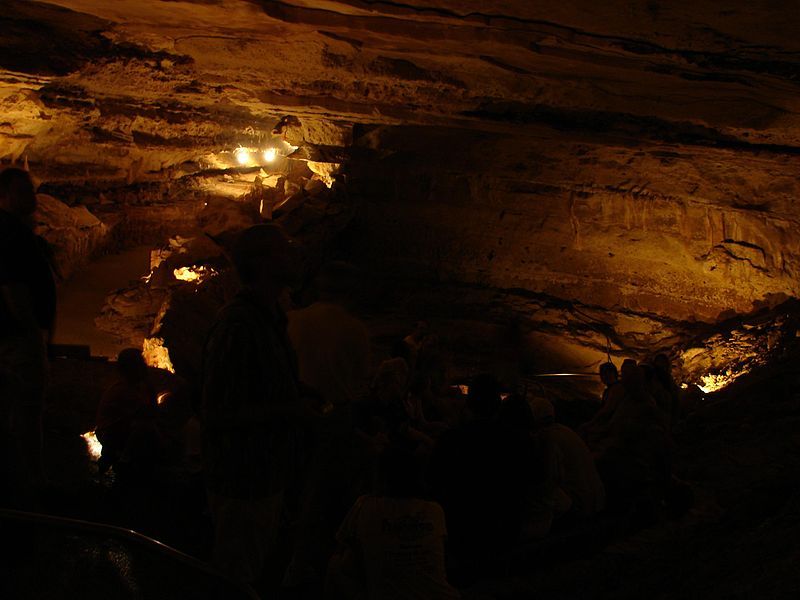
[539,423,606,517]
[337,495,460,600]
[288,302,371,407]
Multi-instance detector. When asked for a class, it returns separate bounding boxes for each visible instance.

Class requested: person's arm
[326,543,367,600]
[326,497,368,600]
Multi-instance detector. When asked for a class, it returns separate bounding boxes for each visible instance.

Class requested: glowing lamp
[234,147,250,166]
[263,148,278,163]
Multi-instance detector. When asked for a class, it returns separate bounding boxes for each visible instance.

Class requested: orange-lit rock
[3,0,800,376]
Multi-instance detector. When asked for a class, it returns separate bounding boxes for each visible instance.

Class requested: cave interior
[3,1,800,598]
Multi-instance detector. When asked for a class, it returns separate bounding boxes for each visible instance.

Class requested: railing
[0,507,260,600]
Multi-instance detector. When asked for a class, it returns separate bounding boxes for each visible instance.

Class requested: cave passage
[2,1,800,599]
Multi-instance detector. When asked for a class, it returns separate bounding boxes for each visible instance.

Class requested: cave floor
[53,245,152,357]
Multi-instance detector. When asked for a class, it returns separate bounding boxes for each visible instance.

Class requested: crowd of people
[0,168,694,598]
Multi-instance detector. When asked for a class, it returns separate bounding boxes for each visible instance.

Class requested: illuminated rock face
[33,193,108,279]
[2,1,800,372]
[349,125,800,324]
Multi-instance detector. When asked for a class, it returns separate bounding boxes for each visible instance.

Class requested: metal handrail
[0,507,260,600]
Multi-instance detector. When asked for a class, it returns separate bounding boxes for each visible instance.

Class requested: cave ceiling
[4,1,800,170]
[3,1,800,366]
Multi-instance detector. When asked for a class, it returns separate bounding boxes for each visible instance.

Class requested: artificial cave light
[82,431,103,461]
[235,147,251,166]
[173,265,217,283]
[263,147,278,163]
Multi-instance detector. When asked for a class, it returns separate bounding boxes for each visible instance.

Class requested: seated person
[355,357,409,439]
[95,348,159,473]
[532,398,605,520]
[355,358,434,456]
[326,445,459,600]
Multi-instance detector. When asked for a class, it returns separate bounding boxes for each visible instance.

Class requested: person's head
[467,373,502,420]
[390,339,411,363]
[599,362,618,386]
[0,167,36,218]
[231,224,299,294]
[530,397,556,429]
[640,363,655,381]
[117,348,148,383]
[373,358,409,406]
[620,358,638,381]
[653,353,674,388]
[653,353,671,374]
[621,358,645,391]
[500,393,534,432]
[379,445,423,498]
[410,320,429,341]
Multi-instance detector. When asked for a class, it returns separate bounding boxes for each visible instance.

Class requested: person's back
[329,446,459,600]
[200,224,304,584]
[537,422,605,517]
[288,301,371,410]
[202,289,300,499]
[653,353,681,428]
[0,168,56,493]
[95,348,158,472]
[335,495,459,600]
[429,375,532,573]
[596,365,669,508]
[582,362,625,453]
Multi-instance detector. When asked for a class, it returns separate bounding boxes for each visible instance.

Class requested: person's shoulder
[211,297,266,335]
[0,212,31,253]
[420,498,446,516]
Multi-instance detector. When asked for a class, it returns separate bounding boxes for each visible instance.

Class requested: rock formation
[2,1,799,386]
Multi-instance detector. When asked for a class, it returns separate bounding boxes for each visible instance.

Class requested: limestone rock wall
[2,0,800,380]
[34,193,109,279]
[348,125,800,324]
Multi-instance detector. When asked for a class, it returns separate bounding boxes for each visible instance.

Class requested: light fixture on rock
[263,147,278,163]
[234,147,250,166]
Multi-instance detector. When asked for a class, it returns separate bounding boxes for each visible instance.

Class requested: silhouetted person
[326,445,459,600]
[156,383,202,481]
[283,263,375,590]
[0,167,56,498]
[582,361,624,449]
[410,344,459,427]
[355,358,436,457]
[95,348,158,474]
[201,223,310,584]
[599,362,622,405]
[358,357,409,440]
[653,353,680,427]
[532,398,605,520]
[403,320,429,371]
[594,362,669,511]
[428,374,533,580]
[288,261,371,415]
